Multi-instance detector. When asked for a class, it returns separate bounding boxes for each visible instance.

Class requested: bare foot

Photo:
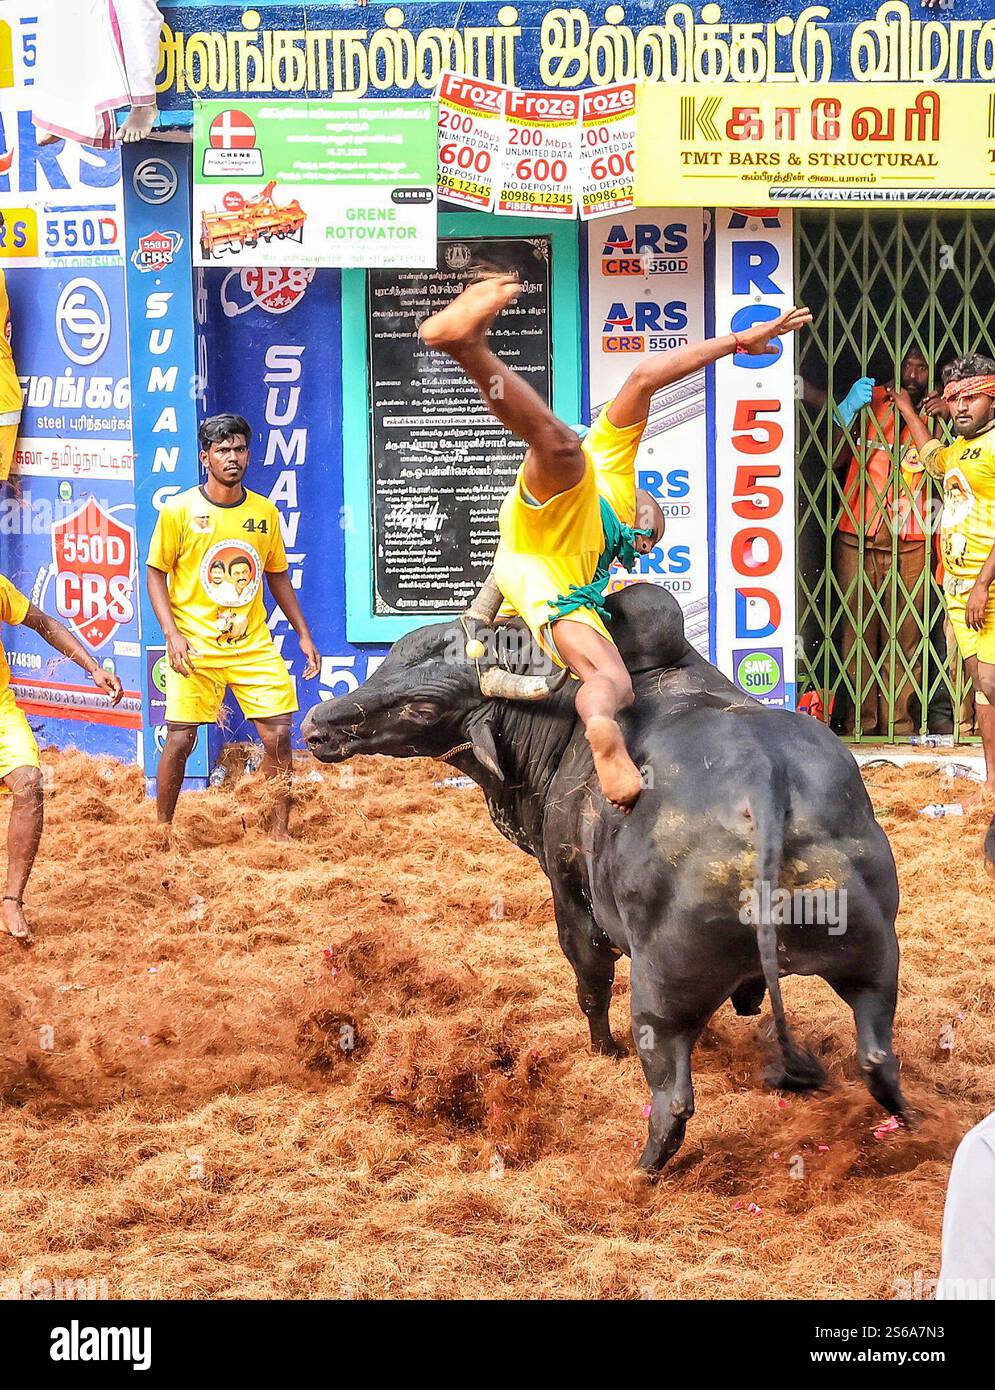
[2,898,33,946]
[118,103,158,143]
[419,273,521,352]
[585,715,643,812]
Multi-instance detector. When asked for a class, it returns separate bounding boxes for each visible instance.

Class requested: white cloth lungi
[32,0,162,149]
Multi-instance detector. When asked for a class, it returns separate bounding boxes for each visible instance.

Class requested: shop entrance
[795,209,995,743]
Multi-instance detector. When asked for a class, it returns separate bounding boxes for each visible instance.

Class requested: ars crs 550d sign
[712,208,796,709]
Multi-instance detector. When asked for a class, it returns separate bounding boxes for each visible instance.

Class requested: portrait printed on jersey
[199,539,261,645]
[941,468,975,568]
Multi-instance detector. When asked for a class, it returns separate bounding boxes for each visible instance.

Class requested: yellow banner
[635,82,995,208]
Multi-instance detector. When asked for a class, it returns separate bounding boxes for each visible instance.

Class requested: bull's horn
[465,571,504,625]
[479,665,570,702]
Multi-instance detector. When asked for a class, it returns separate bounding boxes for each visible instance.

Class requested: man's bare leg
[254,715,294,841]
[978,701,995,794]
[960,659,995,792]
[975,693,995,868]
[156,725,198,833]
[2,766,44,943]
[960,661,995,867]
[420,275,586,502]
[552,621,642,811]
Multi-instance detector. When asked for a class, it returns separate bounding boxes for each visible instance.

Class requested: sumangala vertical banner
[586,209,708,656]
[713,207,796,709]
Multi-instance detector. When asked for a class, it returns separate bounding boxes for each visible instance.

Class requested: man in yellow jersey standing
[0,263,23,481]
[419,275,809,812]
[146,413,320,841]
[891,355,995,862]
[0,573,122,942]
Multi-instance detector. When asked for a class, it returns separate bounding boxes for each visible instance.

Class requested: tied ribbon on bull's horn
[461,571,569,702]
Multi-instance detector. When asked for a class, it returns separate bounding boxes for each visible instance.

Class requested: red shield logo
[52,498,136,650]
[131,229,183,273]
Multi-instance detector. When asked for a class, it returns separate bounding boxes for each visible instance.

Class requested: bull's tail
[751,767,826,1092]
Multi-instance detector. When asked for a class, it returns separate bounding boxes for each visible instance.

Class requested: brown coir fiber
[0,748,991,1300]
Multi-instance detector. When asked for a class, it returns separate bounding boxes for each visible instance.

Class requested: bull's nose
[300,707,320,745]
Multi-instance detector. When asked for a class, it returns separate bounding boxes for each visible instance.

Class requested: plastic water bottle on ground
[908,734,954,748]
[208,765,227,787]
[918,803,964,817]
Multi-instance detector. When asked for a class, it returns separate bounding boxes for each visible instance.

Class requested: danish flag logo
[209,110,257,150]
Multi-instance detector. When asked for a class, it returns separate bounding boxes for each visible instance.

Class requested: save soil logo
[734,647,785,704]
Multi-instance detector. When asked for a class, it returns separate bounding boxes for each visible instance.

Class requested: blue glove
[835,376,875,428]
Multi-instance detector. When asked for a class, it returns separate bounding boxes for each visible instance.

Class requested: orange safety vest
[838,388,928,542]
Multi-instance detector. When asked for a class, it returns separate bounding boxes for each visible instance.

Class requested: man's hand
[167,632,196,676]
[735,305,812,355]
[299,636,321,680]
[923,390,950,420]
[966,578,991,631]
[884,384,917,418]
[90,666,124,705]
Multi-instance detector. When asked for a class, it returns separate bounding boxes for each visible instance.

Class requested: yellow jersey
[932,423,995,580]
[0,573,30,696]
[0,270,23,424]
[147,485,288,656]
[493,406,645,658]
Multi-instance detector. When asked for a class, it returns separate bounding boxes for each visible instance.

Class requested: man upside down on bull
[418,276,811,811]
[303,284,912,1172]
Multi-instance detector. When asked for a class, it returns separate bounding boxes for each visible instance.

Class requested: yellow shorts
[165,644,298,726]
[0,687,40,781]
[492,406,645,666]
[946,582,995,666]
[0,422,19,481]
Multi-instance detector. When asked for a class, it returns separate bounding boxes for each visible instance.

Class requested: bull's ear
[466,708,504,783]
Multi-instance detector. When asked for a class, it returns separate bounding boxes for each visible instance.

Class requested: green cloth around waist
[547,496,651,624]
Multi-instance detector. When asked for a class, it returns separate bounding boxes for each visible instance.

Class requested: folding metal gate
[795,209,995,743]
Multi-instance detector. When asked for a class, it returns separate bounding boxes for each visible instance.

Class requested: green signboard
[192,98,438,269]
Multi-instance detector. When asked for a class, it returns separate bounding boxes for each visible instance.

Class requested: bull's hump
[605,585,690,673]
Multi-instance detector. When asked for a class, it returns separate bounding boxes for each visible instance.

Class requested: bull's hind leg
[552,882,627,1059]
[830,977,908,1122]
[630,957,720,1174]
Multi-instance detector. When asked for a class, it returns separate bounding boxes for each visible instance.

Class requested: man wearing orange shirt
[832,350,936,737]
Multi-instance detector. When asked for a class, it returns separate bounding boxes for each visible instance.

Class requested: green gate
[795,209,995,744]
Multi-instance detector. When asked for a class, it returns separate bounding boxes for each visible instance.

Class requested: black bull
[301,585,908,1172]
